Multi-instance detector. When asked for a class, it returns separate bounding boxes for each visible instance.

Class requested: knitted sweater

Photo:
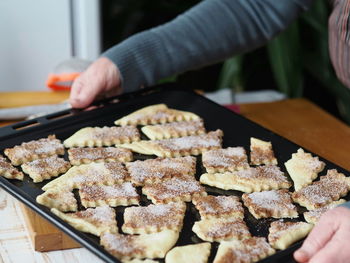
[103,0,313,92]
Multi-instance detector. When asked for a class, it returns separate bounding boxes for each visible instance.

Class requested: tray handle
[0,84,182,138]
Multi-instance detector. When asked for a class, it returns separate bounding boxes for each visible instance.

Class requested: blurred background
[1,0,350,123]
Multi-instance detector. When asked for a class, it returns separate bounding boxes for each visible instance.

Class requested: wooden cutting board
[2,92,350,252]
[0,91,80,252]
[20,203,80,251]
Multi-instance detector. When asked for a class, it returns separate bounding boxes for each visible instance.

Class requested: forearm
[103,0,313,92]
[340,201,350,210]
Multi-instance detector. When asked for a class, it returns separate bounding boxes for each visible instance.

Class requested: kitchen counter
[1,91,350,263]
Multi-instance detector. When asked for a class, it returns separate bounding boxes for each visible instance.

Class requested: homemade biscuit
[141,120,205,140]
[114,104,200,126]
[268,221,313,250]
[4,135,64,165]
[292,169,350,210]
[64,126,140,148]
[242,189,298,219]
[121,130,223,157]
[285,148,325,191]
[200,165,291,193]
[250,137,277,165]
[51,206,117,236]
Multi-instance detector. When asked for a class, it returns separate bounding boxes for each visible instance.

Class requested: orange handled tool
[46,58,91,91]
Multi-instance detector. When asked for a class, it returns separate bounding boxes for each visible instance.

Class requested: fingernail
[295,249,309,260]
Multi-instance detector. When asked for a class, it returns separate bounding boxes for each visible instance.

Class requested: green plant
[218,0,350,123]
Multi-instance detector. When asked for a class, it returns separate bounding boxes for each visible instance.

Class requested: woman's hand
[69,57,121,108]
[294,206,350,263]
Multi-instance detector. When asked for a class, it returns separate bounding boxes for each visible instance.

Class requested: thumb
[294,209,338,263]
[69,74,101,109]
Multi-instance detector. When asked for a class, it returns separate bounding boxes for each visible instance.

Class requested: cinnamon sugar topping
[142,175,207,203]
[4,135,64,165]
[94,126,139,140]
[200,165,291,193]
[242,189,298,219]
[122,202,186,234]
[42,162,129,191]
[237,165,289,182]
[101,232,144,259]
[0,155,24,180]
[303,199,346,224]
[250,137,277,165]
[192,218,251,242]
[74,205,116,222]
[79,183,139,207]
[73,162,128,186]
[100,230,179,260]
[63,126,140,147]
[292,169,350,210]
[268,220,313,250]
[51,205,117,236]
[114,103,200,126]
[126,156,196,185]
[36,187,77,212]
[202,147,249,172]
[21,155,71,182]
[142,120,206,140]
[155,130,223,152]
[214,237,275,263]
[193,195,244,219]
[68,147,133,165]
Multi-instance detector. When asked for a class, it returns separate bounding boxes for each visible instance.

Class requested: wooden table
[1,91,350,263]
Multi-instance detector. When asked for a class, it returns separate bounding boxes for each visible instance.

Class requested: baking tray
[0,85,349,263]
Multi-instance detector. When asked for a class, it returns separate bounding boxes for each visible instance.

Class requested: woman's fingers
[294,207,350,263]
[69,57,120,108]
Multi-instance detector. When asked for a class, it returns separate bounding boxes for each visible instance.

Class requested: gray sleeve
[340,201,350,210]
[102,0,313,93]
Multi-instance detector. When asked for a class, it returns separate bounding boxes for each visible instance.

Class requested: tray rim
[0,85,348,263]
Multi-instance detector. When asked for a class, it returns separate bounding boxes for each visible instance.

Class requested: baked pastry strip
[79,183,139,208]
[122,202,186,234]
[100,230,179,260]
[285,148,325,191]
[304,199,346,224]
[142,175,207,204]
[213,237,275,263]
[51,206,117,236]
[68,147,133,165]
[250,137,277,165]
[242,189,298,219]
[4,135,64,165]
[21,155,71,183]
[200,165,291,193]
[36,187,77,212]
[63,126,140,148]
[292,169,350,210]
[0,155,24,180]
[202,147,249,173]
[126,156,196,186]
[165,242,211,263]
[42,162,128,191]
[268,221,313,250]
[121,130,223,157]
[192,218,251,242]
[141,120,205,140]
[192,195,244,219]
[114,104,200,126]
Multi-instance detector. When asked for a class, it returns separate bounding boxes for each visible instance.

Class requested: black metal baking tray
[0,85,349,263]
